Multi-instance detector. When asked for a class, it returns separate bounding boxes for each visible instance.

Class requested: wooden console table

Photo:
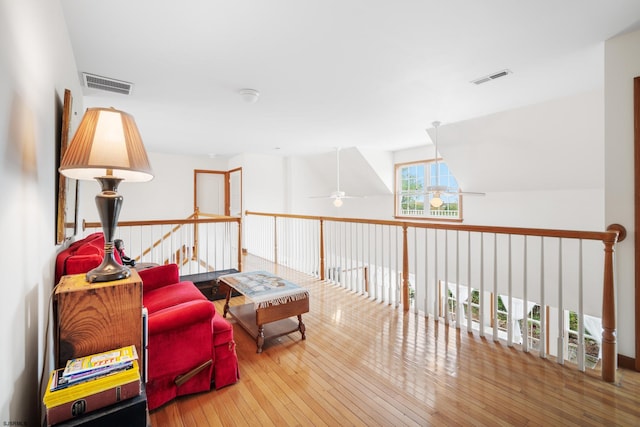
[218,271,309,353]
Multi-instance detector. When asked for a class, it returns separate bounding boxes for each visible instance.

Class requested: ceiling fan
[310,147,363,207]
[425,121,485,207]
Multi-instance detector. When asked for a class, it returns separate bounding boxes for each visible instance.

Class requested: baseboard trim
[618,354,636,370]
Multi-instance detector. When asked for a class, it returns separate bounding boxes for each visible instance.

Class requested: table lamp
[59,107,153,282]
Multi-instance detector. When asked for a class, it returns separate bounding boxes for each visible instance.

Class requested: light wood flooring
[150,257,640,426]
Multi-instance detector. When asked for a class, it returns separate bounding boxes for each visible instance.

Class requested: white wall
[0,0,83,423]
[77,152,228,223]
[463,189,603,229]
[229,152,286,214]
[394,145,434,165]
[604,28,640,358]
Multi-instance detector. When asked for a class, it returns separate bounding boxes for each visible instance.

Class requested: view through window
[396,160,461,219]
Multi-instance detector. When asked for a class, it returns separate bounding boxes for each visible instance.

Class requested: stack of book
[43,345,141,425]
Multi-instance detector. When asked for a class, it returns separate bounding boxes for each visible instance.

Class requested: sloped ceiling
[60,0,640,157]
[428,90,604,193]
[301,147,391,198]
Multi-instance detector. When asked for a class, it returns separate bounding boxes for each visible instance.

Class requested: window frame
[394,159,463,221]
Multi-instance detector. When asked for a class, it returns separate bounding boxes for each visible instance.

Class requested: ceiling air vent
[471,69,512,85]
[82,72,134,95]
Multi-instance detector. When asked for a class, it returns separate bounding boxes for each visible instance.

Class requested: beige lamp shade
[59,107,153,182]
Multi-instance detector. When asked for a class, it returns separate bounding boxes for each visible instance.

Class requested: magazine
[51,361,134,391]
[62,345,138,378]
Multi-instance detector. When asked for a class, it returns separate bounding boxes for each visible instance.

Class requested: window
[566,311,601,369]
[395,160,461,220]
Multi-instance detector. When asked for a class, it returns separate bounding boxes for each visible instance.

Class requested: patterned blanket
[218,271,309,309]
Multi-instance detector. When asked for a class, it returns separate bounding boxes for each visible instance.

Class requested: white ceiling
[60,0,640,158]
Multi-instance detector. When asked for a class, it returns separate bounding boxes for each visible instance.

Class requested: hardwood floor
[150,257,640,426]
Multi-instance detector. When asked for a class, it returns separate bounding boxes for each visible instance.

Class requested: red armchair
[138,264,239,410]
[55,234,239,410]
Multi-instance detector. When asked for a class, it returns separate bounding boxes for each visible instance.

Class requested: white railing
[82,215,242,276]
[400,209,459,217]
[244,211,623,382]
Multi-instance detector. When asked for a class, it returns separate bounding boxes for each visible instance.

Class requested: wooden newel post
[402,224,409,311]
[602,237,616,382]
[602,224,625,382]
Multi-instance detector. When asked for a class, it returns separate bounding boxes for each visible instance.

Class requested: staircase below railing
[82,213,242,276]
[244,211,624,383]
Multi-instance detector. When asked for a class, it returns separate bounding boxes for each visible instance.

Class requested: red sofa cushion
[75,240,103,255]
[55,232,102,283]
[143,282,207,313]
[147,299,215,345]
[55,232,123,284]
[138,264,180,292]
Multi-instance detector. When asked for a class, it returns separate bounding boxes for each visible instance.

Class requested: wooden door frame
[193,168,243,217]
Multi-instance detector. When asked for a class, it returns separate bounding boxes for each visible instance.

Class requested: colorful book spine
[50,361,134,391]
[62,345,138,378]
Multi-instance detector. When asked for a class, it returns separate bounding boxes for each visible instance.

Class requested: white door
[229,169,242,217]
[195,171,225,215]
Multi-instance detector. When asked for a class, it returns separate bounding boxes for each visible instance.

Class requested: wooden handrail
[194,212,240,219]
[246,210,625,383]
[245,211,615,242]
[83,216,240,230]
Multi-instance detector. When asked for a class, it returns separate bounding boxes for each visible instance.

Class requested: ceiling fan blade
[420,188,485,196]
[308,193,369,200]
[425,185,449,193]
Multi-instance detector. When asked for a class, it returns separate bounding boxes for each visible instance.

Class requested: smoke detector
[239,88,260,103]
[82,72,134,95]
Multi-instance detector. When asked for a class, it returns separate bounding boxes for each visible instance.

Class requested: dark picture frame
[55,89,78,244]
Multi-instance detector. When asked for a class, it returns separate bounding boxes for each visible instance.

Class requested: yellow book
[44,359,140,409]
